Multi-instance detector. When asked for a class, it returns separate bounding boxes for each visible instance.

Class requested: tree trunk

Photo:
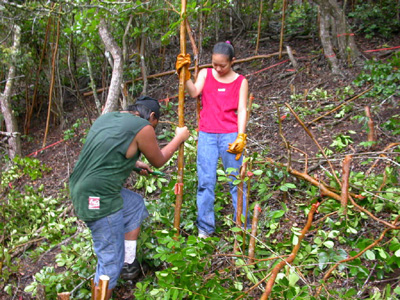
[318,7,342,75]
[255,0,263,54]
[139,34,148,96]
[313,0,361,63]
[122,15,134,108]
[85,48,102,115]
[0,24,21,159]
[99,18,123,114]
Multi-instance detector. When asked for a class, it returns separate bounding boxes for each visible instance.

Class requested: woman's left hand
[227,133,247,160]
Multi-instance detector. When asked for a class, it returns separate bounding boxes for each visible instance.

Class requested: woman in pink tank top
[176,42,250,238]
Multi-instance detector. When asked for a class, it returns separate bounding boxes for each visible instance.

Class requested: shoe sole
[120,263,149,280]
[120,269,141,280]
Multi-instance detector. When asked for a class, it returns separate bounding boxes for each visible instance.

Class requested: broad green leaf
[365,250,376,260]
[253,170,263,175]
[288,272,300,286]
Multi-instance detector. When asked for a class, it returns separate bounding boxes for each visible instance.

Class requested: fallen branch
[260,203,319,300]
[286,45,298,69]
[236,272,271,300]
[212,253,289,264]
[10,237,46,258]
[57,292,70,300]
[38,222,85,262]
[205,255,287,282]
[307,86,373,125]
[0,131,20,137]
[366,142,400,175]
[285,102,341,186]
[289,145,309,173]
[265,157,400,230]
[356,262,377,297]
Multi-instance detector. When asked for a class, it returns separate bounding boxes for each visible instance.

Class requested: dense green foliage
[349,0,400,39]
[354,52,400,99]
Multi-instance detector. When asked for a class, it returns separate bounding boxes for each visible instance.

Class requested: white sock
[124,240,137,264]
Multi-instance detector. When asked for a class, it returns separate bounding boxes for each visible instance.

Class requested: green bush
[353,52,400,99]
[349,1,400,39]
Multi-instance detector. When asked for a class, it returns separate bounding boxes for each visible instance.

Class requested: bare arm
[237,78,249,133]
[127,125,189,168]
[185,68,207,98]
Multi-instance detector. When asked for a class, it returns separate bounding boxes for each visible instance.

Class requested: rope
[27,139,66,157]
[245,59,290,77]
[364,45,400,53]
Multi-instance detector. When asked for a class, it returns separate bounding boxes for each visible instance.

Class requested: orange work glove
[176,53,191,82]
[227,133,247,160]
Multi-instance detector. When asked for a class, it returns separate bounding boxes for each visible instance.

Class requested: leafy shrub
[381,114,400,135]
[0,157,81,297]
[24,230,95,299]
[353,52,400,99]
[285,2,318,36]
[349,0,400,39]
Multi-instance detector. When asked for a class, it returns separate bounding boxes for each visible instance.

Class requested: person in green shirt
[69,96,189,299]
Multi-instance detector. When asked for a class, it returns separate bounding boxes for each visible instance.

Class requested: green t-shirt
[69,111,149,221]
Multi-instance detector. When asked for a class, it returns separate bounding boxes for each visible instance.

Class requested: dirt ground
[6,34,400,299]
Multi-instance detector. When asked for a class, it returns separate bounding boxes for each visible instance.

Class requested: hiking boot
[120,259,142,280]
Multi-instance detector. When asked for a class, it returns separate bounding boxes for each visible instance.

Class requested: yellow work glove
[176,53,191,82]
[227,133,247,160]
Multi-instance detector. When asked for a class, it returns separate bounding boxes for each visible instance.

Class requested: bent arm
[237,78,249,134]
[130,125,188,168]
[185,68,207,98]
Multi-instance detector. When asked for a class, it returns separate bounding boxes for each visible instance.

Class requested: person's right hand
[176,54,191,82]
[175,126,190,143]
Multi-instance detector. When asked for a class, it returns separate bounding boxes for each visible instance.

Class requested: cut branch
[340,155,352,214]
[365,105,376,143]
[266,157,400,230]
[366,142,400,175]
[248,204,261,264]
[261,203,319,300]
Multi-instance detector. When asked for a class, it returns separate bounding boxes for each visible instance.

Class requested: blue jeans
[86,188,149,289]
[196,131,248,235]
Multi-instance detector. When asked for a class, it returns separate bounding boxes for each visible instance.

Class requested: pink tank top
[199,68,245,133]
